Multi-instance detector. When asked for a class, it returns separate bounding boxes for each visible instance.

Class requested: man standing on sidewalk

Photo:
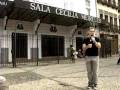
[117,47,120,65]
[82,27,101,89]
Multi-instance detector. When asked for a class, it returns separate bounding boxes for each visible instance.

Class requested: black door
[42,35,64,57]
[76,37,84,51]
[12,33,28,58]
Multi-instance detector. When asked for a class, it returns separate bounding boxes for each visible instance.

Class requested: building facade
[97,0,119,57]
[0,0,100,66]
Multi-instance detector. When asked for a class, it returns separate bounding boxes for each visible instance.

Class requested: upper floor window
[114,18,117,25]
[105,15,108,22]
[112,0,116,5]
[86,0,90,7]
[119,19,120,26]
[110,16,113,24]
[108,0,112,4]
[104,0,108,3]
[86,8,90,15]
[100,14,103,19]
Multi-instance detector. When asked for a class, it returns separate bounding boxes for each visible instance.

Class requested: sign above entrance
[30,2,101,23]
[30,3,78,19]
[14,0,101,23]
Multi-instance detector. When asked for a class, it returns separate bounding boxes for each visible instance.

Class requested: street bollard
[0,76,8,90]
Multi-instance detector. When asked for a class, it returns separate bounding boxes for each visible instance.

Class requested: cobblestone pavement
[0,56,120,90]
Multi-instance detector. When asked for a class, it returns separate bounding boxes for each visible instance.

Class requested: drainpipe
[35,19,40,66]
[3,16,8,30]
[57,35,60,64]
[35,13,49,66]
[71,25,77,46]
[4,0,15,30]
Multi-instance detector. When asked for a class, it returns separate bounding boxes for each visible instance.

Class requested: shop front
[100,32,118,58]
[0,0,101,67]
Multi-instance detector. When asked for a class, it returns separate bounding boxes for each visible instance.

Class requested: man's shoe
[93,86,98,90]
[87,86,91,89]
[93,84,98,90]
[87,84,93,89]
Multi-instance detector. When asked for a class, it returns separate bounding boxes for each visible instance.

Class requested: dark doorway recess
[12,33,28,58]
[42,35,64,57]
[76,37,84,51]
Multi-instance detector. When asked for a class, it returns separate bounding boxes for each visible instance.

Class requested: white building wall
[27,33,41,59]
[0,19,79,62]
[97,4,119,26]
[97,2,119,38]
[0,19,12,62]
[38,23,77,58]
[0,19,3,30]
[0,19,34,62]
[97,1,119,55]
[90,0,97,17]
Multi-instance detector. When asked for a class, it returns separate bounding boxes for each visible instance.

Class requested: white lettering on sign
[30,3,50,13]
[0,1,7,6]
[81,14,100,23]
[56,8,78,18]
[29,2,100,23]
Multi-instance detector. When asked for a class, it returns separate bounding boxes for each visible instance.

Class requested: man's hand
[82,44,92,49]
[87,44,92,48]
[91,37,96,43]
[95,42,101,48]
[82,44,87,50]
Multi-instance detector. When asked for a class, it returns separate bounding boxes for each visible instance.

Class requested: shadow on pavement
[3,71,43,85]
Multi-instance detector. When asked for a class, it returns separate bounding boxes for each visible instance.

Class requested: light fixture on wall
[17,23,24,30]
[50,24,57,32]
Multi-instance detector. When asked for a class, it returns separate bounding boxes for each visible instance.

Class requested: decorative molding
[17,23,24,30]
[97,0,118,9]
[50,25,57,32]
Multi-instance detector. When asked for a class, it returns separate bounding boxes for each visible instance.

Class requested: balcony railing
[97,0,118,9]
[81,21,96,29]
[113,25,119,33]
[119,26,120,33]
[118,4,120,12]
[99,19,119,33]
[100,19,109,26]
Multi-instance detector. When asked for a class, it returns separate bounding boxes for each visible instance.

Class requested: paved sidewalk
[0,56,120,90]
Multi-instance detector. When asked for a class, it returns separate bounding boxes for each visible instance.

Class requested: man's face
[88,28,95,36]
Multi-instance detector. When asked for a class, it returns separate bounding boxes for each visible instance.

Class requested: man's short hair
[70,45,73,47]
[89,27,95,31]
